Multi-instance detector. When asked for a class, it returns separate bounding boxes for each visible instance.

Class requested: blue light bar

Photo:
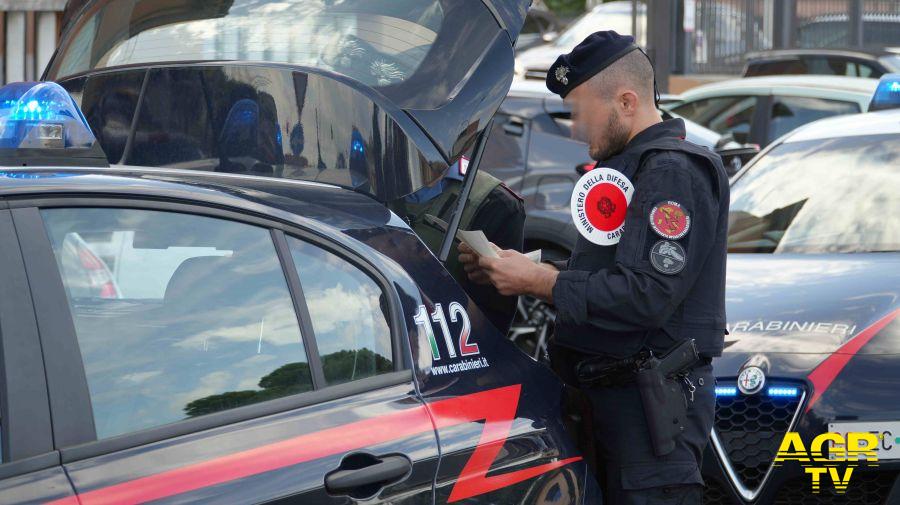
[0,81,96,150]
[767,386,800,398]
[869,74,900,112]
[715,386,738,397]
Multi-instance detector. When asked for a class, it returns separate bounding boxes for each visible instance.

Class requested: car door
[11,201,438,504]
[669,95,766,145]
[0,209,76,505]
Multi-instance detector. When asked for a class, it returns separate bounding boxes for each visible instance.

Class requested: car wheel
[508,247,566,363]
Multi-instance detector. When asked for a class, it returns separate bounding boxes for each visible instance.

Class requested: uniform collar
[624,118,686,152]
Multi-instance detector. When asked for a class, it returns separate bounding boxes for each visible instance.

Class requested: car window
[480,114,527,178]
[849,61,877,78]
[744,59,807,77]
[42,208,312,439]
[672,96,757,144]
[729,134,900,253]
[804,56,846,75]
[287,238,393,385]
[767,96,859,142]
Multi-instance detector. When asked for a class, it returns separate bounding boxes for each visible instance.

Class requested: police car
[703,76,900,504]
[0,1,597,503]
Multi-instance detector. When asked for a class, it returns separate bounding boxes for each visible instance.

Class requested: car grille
[714,382,805,492]
[774,472,898,504]
[703,478,736,505]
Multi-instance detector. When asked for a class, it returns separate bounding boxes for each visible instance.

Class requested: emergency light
[0,81,107,166]
[715,386,738,397]
[868,74,900,112]
[767,386,800,398]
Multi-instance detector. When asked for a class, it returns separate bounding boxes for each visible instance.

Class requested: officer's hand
[457,243,491,285]
[478,249,558,301]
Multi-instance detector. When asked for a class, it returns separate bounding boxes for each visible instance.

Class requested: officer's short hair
[587,50,655,104]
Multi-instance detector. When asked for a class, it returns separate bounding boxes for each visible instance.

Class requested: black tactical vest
[554,133,729,359]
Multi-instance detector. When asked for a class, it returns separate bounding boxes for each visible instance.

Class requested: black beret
[546,30,639,98]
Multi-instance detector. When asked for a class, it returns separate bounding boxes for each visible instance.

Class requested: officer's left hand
[478,250,558,301]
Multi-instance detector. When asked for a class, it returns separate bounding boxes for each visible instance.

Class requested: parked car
[743,48,900,79]
[2,0,600,503]
[514,1,645,81]
[703,105,900,505]
[664,75,877,147]
[798,12,900,48]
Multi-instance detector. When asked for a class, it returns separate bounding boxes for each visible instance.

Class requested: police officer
[459,31,729,504]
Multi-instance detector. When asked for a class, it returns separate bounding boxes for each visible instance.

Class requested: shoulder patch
[649,200,691,239]
[650,240,686,275]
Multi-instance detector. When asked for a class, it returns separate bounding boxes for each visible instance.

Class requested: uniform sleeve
[551,153,719,331]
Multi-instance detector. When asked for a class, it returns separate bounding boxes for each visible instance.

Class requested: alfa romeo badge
[738,366,766,395]
[570,168,634,245]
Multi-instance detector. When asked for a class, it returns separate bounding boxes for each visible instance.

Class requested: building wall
[0,0,66,84]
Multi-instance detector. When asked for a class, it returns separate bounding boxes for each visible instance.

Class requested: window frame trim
[7,196,411,461]
[0,208,56,466]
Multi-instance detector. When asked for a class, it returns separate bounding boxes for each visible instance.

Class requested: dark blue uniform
[549,118,729,504]
[543,30,729,504]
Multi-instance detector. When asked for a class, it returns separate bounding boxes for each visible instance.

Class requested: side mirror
[576,162,594,175]
[542,31,558,42]
[716,145,760,177]
[502,118,526,137]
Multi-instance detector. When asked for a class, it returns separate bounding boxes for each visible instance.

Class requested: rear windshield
[50,0,497,109]
[61,65,445,201]
[728,134,900,253]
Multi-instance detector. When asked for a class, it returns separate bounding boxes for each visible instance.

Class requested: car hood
[46,0,530,175]
[724,254,900,355]
[515,42,566,73]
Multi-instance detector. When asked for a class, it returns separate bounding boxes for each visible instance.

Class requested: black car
[703,106,900,504]
[743,49,900,79]
[0,0,598,503]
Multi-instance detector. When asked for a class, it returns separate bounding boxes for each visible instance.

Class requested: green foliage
[183,349,393,417]
[545,0,586,17]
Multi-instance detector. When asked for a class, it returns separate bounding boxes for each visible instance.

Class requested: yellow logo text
[774,432,879,494]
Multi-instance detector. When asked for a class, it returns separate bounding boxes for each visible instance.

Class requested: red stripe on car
[47,384,580,504]
[806,308,900,412]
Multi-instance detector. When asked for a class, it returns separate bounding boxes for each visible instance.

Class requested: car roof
[678,76,878,106]
[0,167,399,233]
[780,108,900,143]
[745,48,896,60]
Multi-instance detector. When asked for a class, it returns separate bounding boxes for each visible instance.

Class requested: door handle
[325,452,412,499]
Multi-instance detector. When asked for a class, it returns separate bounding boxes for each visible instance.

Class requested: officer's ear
[618,89,640,116]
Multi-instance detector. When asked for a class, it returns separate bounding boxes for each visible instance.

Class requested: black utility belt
[574,343,710,388]
[574,339,706,457]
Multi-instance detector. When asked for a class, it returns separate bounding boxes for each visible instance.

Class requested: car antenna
[438,117,494,262]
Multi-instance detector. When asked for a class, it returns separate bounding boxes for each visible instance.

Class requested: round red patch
[570,168,634,245]
[650,201,691,239]
[584,183,628,232]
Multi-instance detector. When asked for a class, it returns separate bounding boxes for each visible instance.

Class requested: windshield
[728,134,900,253]
[61,65,446,201]
[554,4,645,48]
